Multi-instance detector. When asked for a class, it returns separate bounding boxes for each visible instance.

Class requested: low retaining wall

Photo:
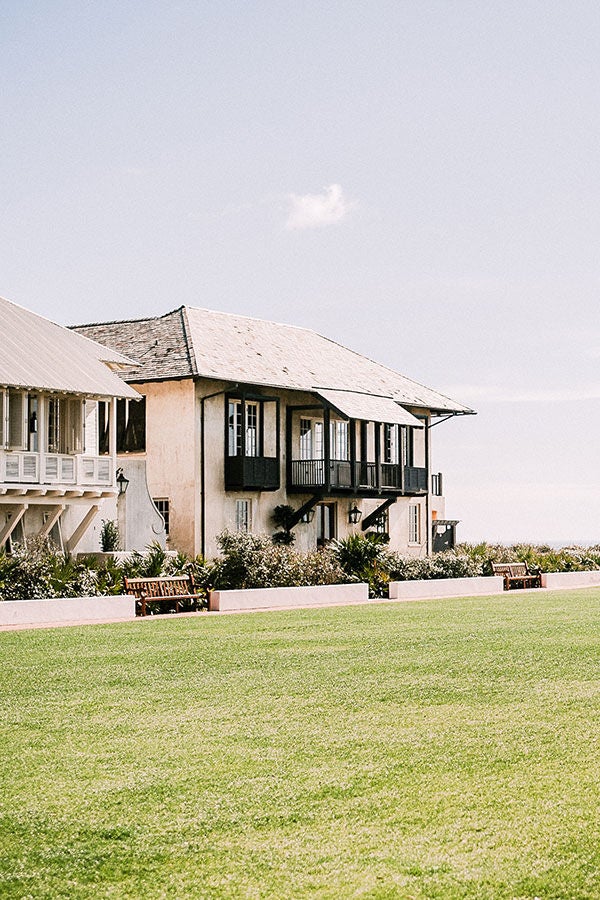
[541,571,600,589]
[0,595,135,627]
[209,582,369,612]
[388,576,505,601]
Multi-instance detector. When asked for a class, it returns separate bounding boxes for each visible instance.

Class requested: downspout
[200,384,237,559]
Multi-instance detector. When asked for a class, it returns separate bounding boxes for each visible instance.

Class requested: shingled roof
[72,306,473,415]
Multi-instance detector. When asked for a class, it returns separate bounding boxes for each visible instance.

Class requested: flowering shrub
[386,551,484,581]
[3,535,600,603]
[210,531,346,590]
[0,539,103,601]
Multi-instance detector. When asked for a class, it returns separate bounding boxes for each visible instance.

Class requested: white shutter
[84,401,98,454]
[67,398,83,453]
[0,390,4,447]
[8,390,26,450]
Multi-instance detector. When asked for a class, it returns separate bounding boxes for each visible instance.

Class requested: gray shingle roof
[0,295,141,399]
[72,306,473,414]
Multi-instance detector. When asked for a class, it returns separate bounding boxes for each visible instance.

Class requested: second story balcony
[0,449,114,492]
[289,458,427,495]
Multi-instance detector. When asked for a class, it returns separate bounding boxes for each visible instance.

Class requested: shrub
[211,531,346,590]
[100,519,120,552]
[329,533,391,597]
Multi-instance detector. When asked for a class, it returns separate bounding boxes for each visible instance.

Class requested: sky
[2,1,600,545]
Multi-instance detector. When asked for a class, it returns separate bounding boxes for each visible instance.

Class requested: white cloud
[285,183,355,230]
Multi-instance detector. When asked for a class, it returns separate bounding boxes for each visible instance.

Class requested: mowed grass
[1,591,600,899]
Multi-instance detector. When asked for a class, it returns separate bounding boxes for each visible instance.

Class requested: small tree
[100,520,120,552]
[271,504,296,545]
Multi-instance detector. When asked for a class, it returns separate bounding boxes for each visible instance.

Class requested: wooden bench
[124,575,204,616]
[492,563,541,591]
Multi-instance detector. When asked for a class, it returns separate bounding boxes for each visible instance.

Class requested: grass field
[1,590,599,899]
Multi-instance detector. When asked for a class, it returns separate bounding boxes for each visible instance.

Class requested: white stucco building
[0,296,163,553]
[74,306,474,558]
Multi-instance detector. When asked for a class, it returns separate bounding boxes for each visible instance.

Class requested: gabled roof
[0,296,140,399]
[73,305,474,415]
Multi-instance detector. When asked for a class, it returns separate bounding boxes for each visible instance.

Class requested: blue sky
[2,1,600,543]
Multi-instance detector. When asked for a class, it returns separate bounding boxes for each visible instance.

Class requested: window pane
[228,400,242,456]
[245,403,258,457]
[235,500,251,532]
[300,419,312,460]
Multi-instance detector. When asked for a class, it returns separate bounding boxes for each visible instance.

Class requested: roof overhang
[314,389,424,428]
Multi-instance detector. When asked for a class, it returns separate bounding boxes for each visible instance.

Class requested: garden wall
[388,576,504,601]
[541,571,600,589]
[0,596,135,627]
[209,583,369,612]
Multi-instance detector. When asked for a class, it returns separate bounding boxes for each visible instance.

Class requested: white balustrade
[1,451,114,488]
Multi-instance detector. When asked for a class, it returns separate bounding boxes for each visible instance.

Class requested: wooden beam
[286,494,323,530]
[39,505,66,539]
[64,504,100,553]
[361,498,396,532]
[0,504,28,546]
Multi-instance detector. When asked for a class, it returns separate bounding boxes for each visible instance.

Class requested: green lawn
[1,590,599,899]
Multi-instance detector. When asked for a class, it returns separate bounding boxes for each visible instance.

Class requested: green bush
[100,519,120,552]
[210,531,346,590]
[329,533,391,597]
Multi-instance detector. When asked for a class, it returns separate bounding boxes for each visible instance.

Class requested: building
[73,306,474,558]
[0,296,163,553]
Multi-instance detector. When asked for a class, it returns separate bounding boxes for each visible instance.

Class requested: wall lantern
[348,504,362,525]
[116,468,130,495]
[301,509,316,524]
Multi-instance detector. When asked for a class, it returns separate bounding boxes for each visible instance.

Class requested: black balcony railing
[225,455,279,491]
[431,472,443,496]
[404,466,428,493]
[290,459,427,494]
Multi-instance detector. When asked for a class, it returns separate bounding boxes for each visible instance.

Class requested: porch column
[323,406,331,492]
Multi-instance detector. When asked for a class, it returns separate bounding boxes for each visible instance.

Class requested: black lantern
[301,508,316,524]
[116,468,130,495]
[348,504,362,525]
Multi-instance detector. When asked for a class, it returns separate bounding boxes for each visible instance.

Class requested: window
[401,426,414,467]
[316,502,336,546]
[153,498,170,535]
[300,419,312,460]
[116,398,146,453]
[383,424,399,464]
[47,397,61,453]
[408,504,421,544]
[374,509,389,535]
[228,400,260,458]
[98,401,110,454]
[330,420,349,460]
[7,390,26,450]
[46,397,83,454]
[235,499,252,533]
[245,402,259,456]
[27,395,38,452]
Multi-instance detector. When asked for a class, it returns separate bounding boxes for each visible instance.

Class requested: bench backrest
[124,576,194,598]
[491,562,530,577]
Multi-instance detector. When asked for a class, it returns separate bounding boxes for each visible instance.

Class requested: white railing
[1,451,114,488]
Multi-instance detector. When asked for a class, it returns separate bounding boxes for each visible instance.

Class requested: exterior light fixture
[348,504,362,525]
[301,509,316,524]
[116,468,130,495]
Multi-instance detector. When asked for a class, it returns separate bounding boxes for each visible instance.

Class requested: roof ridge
[71,306,185,330]
[179,307,198,377]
